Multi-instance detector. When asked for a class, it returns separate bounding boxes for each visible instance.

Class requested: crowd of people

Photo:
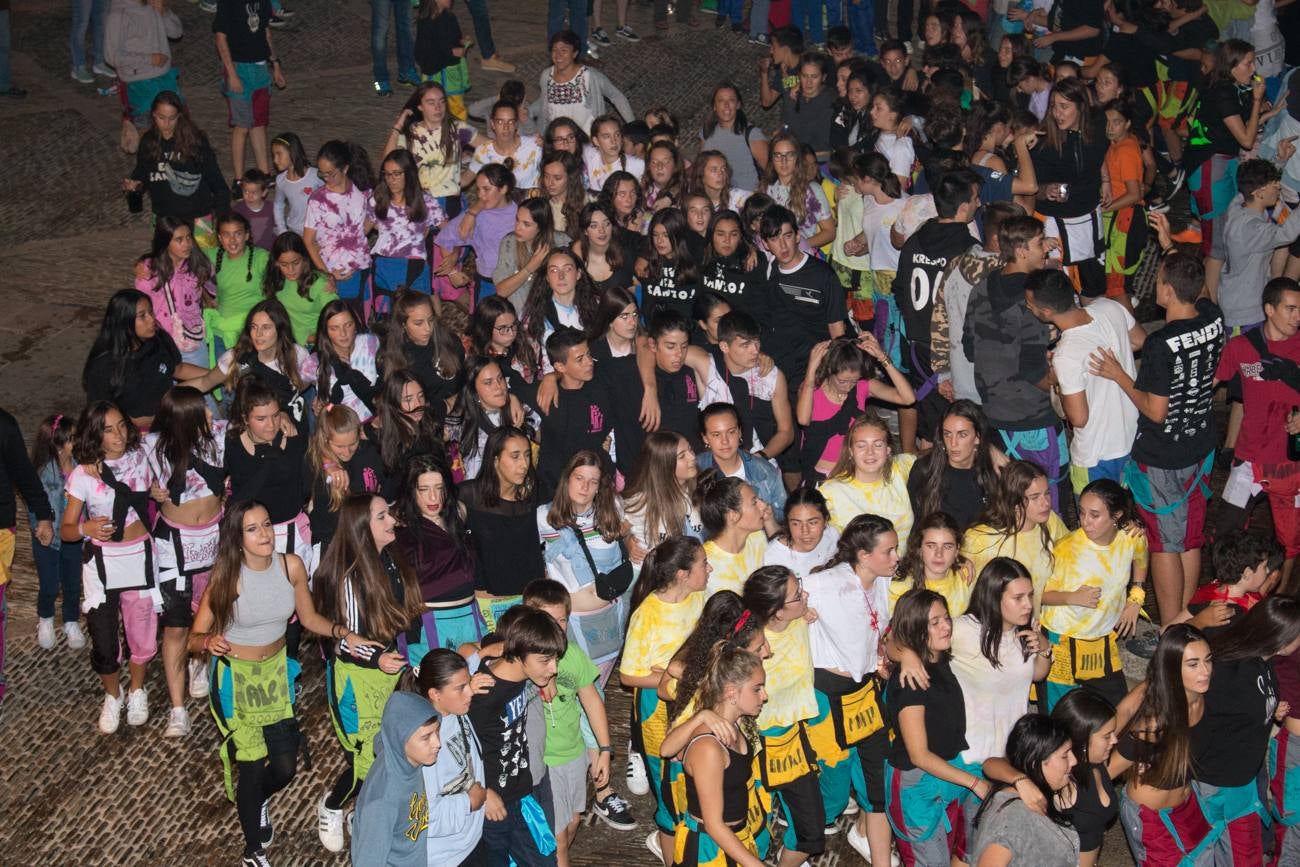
[4,0,1300,865]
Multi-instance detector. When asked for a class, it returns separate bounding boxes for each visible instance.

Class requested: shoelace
[603,794,630,811]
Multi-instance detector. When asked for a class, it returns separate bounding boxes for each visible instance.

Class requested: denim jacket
[696,451,787,523]
[30,461,68,550]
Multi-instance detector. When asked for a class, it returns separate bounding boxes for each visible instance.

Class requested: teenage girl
[29,414,83,651]
[62,401,159,734]
[623,431,703,565]
[889,511,973,615]
[763,487,839,582]
[203,299,310,426]
[271,131,320,236]
[263,231,332,345]
[304,140,374,316]
[1100,99,1148,309]
[584,114,645,193]
[379,291,465,416]
[306,404,385,566]
[447,355,530,481]
[206,211,271,355]
[367,148,446,311]
[301,300,382,423]
[433,164,517,304]
[365,371,447,496]
[817,411,917,550]
[136,216,214,373]
[697,469,775,597]
[1040,480,1148,711]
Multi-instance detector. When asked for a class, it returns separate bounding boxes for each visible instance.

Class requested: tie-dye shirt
[367,191,446,260]
[304,183,372,273]
[818,453,917,552]
[1041,529,1148,639]
[704,532,768,597]
[758,617,818,729]
[962,513,1070,614]
[470,137,544,190]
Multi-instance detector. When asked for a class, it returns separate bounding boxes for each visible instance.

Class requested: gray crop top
[225,554,298,646]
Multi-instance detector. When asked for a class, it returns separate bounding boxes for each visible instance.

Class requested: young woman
[890,512,974,615]
[520,248,600,373]
[969,714,1082,866]
[642,140,685,215]
[459,426,545,628]
[1111,625,1217,866]
[61,401,159,734]
[619,535,710,863]
[951,558,1051,777]
[468,295,534,391]
[1040,479,1148,711]
[537,450,632,681]
[188,500,375,866]
[537,31,632,142]
[962,459,1069,614]
[415,648,489,867]
[699,210,766,321]
[639,208,702,324]
[379,290,465,417]
[804,514,898,866]
[272,131,319,236]
[365,371,447,496]
[688,150,751,215]
[468,100,543,191]
[447,355,530,480]
[367,147,445,308]
[539,148,587,235]
[571,201,636,294]
[780,53,835,155]
[696,469,774,597]
[763,487,839,582]
[312,493,424,852]
[907,401,1001,532]
[386,83,480,214]
[303,140,374,313]
[846,152,908,324]
[829,68,875,151]
[145,386,228,738]
[263,231,332,345]
[29,413,83,650]
[760,131,836,249]
[869,89,915,191]
[1047,690,1123,866]
[306,404,385,564]
[433,164,517,303]
[884,588,989,867]
[492,198,571,315]
[797,338,913,484]
[1100,99,1148,306]
[584,113,644,193]
[818,411,918,550]
[136,216,214,372]
[699,82,768,192]
[600,170,646,235]
[544,116,589,156]
[623,431,703,564]
[123,90,229,229]
[205,211,271,355]
[301,300,382,423]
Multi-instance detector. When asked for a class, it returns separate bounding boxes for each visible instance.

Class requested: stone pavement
[1,1,1142,862]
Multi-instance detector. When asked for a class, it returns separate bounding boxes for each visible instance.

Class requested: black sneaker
[1125,632,1159,660]
[591,27,612,45]
[242,850,272,867]
[231,179,243,200]
[259,799,273,847]
[592,792,637,831]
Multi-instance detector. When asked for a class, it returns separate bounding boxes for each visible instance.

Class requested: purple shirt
[366,191,446,260]
[234,200,276,250]
[435,205,515,278]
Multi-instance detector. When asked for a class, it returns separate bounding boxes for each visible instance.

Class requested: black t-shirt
[765,254,847,387]
[886,657,968,769]
[467,659,534,801]
[212,0,273,63]
[1164,16,1218,82]
[702,255,773,328]
[654,365,702,447]
[893,220,977,385]
[1104,30,1159,91]
[590,339,645,477]
[400,338,466,413]
[1048,0,1105,61]
[1192,656,1278,786]
[1066,764,1118,851]
[1130,299,1225,468]
[1184,82,1253,169]
[461,478,545,596]
[781,88,837,153]
[908,464,987,531]
[84,333,181,421]
[226,430,307,523]
[641,263,700,326]
[1030,125,1109,218]
[537,377,614,498]
[307,439,386,550]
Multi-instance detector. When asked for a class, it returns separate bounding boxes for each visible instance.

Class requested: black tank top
[1066,764,1117,852]
[683,732,752,827]
[797,387,860,484]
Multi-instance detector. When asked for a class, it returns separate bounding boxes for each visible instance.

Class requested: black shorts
[159,580,195,628]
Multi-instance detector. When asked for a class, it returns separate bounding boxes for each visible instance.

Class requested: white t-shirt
[950,614,1035,764]
[874,133,915,183]
[805,561,890,681]
[1051,297,1139,467]
[862,195,908,273]
[582,147,645,193]
[763,526,840,582]
[470,137,544,190]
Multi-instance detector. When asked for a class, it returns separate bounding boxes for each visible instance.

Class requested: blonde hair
[309,404,362,512]
[826,410,898,484]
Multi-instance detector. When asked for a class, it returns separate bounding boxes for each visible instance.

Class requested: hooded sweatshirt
[421,709,486,866]
[351,692,441,867]
[105,0,182,83]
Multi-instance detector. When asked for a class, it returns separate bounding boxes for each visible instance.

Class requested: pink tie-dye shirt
[305,183,373,273]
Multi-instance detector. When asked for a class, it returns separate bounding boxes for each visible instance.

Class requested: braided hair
[213,211,255,284]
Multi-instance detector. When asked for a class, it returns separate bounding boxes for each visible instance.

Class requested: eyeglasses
[772,151,798,161]
[494,322,518,334]
[319,168,342,181]
[616,310,639,320]
[552,133,577,145]
[382,170,405,180]
[783,580,806,606]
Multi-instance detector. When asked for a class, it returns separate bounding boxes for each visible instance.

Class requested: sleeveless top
[683,732,752,827]
[225,554,297,646]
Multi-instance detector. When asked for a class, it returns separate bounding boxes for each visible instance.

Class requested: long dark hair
[909,400,999,523]
[455,355,511,467]
[645,208,701,286]
[226,299,304,392]
[398,452,467,543]
[542,149,587,233]
[598,171,645,230]
[974,459,1055,569]
[31,412,76,474]
[627,535,705,620]
[1211,594,1300,662]
[378,290,463,393]
[148,216,213,299]
[140,90,207,164]
[72,401,141,465]
[400,83,455,163]
[702,210,754,270]
[976,714,1075,829]
[312,300,365,400]
[317,139,375,192]
[513,198,560,266]
[575,201,626,272]
[1122,624,1208,789]
[476,426,535,509]
[272,131,310,177]
[521,248,600,354]
[813,512,895,574]
[891,588,950,661]
[1204,38,1256,91]
[229,375,279,436]
[701,81,753,139]
[643,141,685,205]
[592,284,638,341]
[372,370,445,478]
[895,511,965,592]
[373,148,428,223]
[694,468,750,542]
[965,557,1033,669]
[206,501,268,636]
[469,294,519,356]
[1044,77,1096,152]
[264,231,322,301]
[1052,689,1116,790]
[83,290,170,397]
[152,386,215,497]
[666,590,758,723]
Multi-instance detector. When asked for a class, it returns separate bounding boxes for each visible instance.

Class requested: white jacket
[105,0,182,83]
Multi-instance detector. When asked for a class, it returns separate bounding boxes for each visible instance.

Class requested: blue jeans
[547,0,587,53]
[847,0,875,54]
[792,0,842,44]
[749,0,771,36]
[69,0,106,71]
[462,0,498,60]
[33,537,81,623]
[718,0,744,24]
[371,0,416,86]
[0,10,11,91]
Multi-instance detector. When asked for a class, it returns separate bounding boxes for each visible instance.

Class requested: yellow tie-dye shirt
[886,571,973,617]
[961,513,1070,614]
[818,453,918,551]
[619,591,706,679]
[1040,529,1149,640]
[704,533,769,597]
[757,617,818,729]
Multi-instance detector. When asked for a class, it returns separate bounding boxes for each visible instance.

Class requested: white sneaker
[37,617,55,649]
[92,61,115,76]
[644,830,662,861]
[626,749,650,796]
[842,799,860,817]
[163,706,191,737]
[70,66,94,84]
[846,822,872,863]
[189,658,210,698]
[64,621,86,649]
[125,688,149,726]
[98,691,124,734]
[317,794,345,852]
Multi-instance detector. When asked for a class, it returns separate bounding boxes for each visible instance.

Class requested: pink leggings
[87,589,158,675]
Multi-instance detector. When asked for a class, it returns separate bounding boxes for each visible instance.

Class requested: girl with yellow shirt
[961,460,1069,614]
[1040,480,1148,712]
[698,470,777,597]
[621,536,710,865]
[889,511,975,616]
[817,411,917,551]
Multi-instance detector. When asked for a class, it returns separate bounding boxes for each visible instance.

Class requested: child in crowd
[233,169,277,250]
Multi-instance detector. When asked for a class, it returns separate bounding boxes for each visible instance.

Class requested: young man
[468,605,566,867]
[690,310,794,461]
[536,328,614,498]
[212,0,285,185]
[758,25,804,110]
[893,169,981,450]
[696,402,788,522]
[1215,156,1300,334]
[962,215,1071,514]
[369,0,419,96]
[1214,276,1300,589]
[1090,241,1224,634]
[1168,534,1277,636]
[1025,269,1144,491]
[645,307,702,446]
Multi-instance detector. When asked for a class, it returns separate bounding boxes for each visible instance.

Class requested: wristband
[1127,585,1147,606]
[597,745,612,753]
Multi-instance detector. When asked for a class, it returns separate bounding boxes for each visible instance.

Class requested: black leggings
[324,754,358,810]
[237,720,300,854]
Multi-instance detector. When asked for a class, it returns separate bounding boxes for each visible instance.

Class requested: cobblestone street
[0,0,1143,862]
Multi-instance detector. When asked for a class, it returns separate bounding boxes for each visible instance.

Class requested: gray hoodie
[352,692,441,867]
[104,0,182,83]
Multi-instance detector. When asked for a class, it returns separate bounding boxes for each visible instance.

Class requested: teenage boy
[696,402,788,522]
[1167,534,1278,636]
[522,580,636,859]
[642,308,703,447]
[691,310,795,461]
[213,0,285,185]
[1025,269,1144,491]
[758,26,804,110]
[1213,277,1300,590]
[1089,237,1225,633]
[537,328,614,498]
[963,215,1070,514]
[467,605,566,867]
[893,169,981,450]
[1216,155,1300,335]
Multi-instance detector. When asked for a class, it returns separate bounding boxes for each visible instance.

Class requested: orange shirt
[1105,135,1142,205]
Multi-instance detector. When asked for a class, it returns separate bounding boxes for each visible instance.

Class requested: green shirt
[274,275,331,345]
[204,246,270,347]
[543,641,599,766]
